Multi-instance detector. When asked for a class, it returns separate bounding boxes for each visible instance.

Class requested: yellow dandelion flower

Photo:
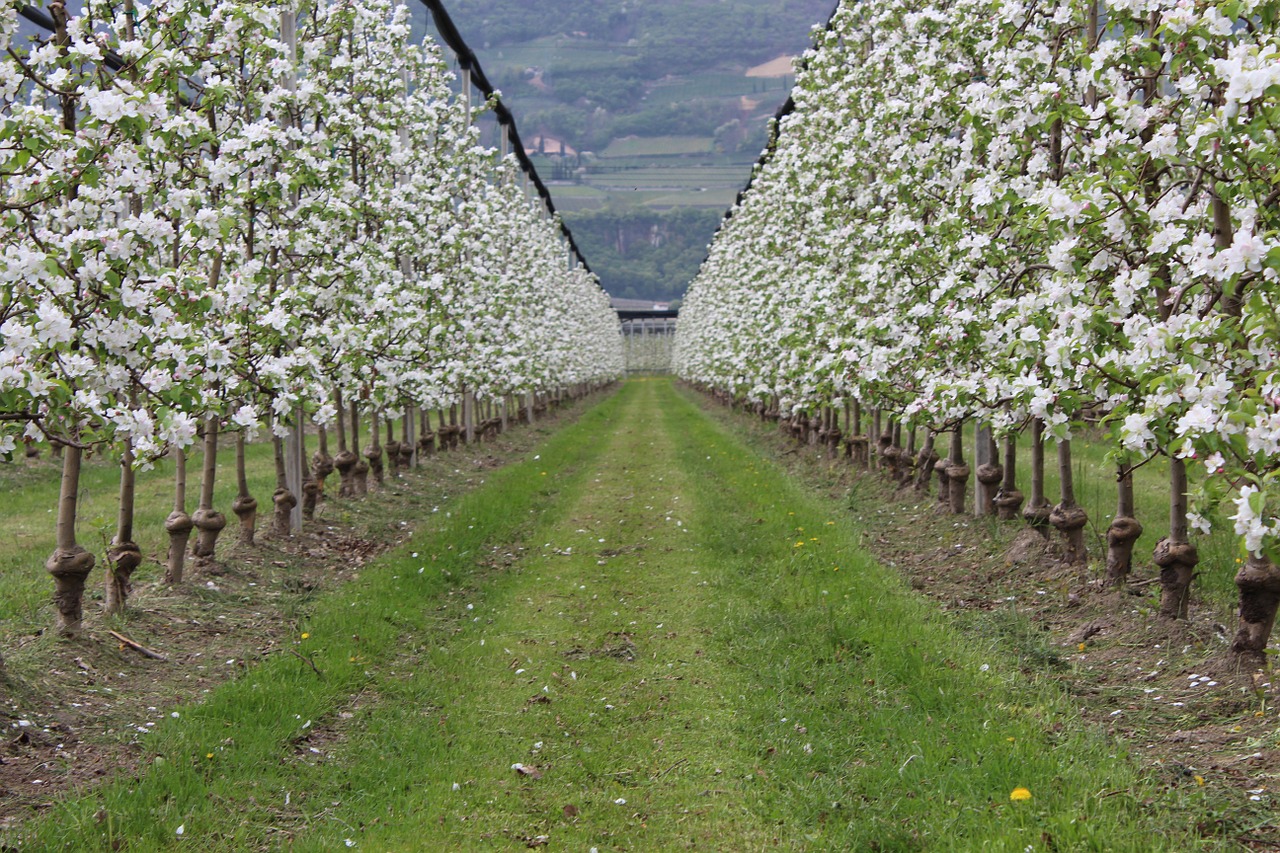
[794,541,805,548]
[206,752,214,759]
[1077,642,1086,652]
[301,632,310,640]
[1194,775,1205,786]
[1010,787,1032,802]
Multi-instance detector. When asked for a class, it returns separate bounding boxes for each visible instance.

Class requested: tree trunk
[1155,458,1198,620]
[384,415,401,477]
[975,428,1001,516]
[1104,460,1143,587]
[333,388,357,498]
[164,448,194,585]
[366,408,384,486]
[871,409,882,470]
[231,430,258,545]
[104,434,142,617]
[351,402,369,496]
[399,407,414,469]
[914,431,937,494]
[191,415,227,565]
[947,428,969,515]
[1022,418,1051,534]
[1229,554,1280,669]
[309,423,333,515]
[272,433,297,537]
[1050,439,1088,565]
[47,442,95,637]
[994,430,1023,520]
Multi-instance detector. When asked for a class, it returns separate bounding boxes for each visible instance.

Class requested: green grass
[0,443,278,628]
[10,380,1234,850]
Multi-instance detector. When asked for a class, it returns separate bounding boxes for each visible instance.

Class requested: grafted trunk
[994,430,1024,520]
[366,409,384,486]
[272,433,297,537]
[47,441,95,637]
[1022,418,1052,535]
[901,426,916,485]
[164,448,194,585]
[1155,458,1198,620]
[1104,460,1143,587]
[399,408,414,469]
[975,429,1001,516]
[914,431,937,494]
[871,409,883,470]
[104,435,142,618]
[848,400,868,466]
[48,464,95,630]
[1050,439,1088,565]
[333,388,357,498]
[384,416,401,477]
[309,423,333,516]
[350,402,369,496]
[1229,555,1280,669]
[231,431,258,545]
[418,407,436,458]
[946,428,969,515]
[191,415,227,565]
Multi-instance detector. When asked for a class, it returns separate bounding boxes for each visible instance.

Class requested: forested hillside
[568,207,724,304]
[439,0,833,301]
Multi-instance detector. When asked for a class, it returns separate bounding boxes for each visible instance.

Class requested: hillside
[435,0,834,302]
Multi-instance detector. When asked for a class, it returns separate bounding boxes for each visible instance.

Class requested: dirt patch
[687,387,1280,845]
[0,395,605,832]
[564,632,638,663]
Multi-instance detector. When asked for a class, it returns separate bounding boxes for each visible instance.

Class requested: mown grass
[10,379,1235,850]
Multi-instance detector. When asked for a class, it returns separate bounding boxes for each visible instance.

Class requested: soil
[692,391,1280,850]
[0,401,593,835]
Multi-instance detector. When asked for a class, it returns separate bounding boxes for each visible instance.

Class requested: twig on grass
[107,630,167,662]
[288,648,324,679]
[652,758,688,780]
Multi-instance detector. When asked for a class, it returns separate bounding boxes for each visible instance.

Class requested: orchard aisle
[318,380,1188,851]
[19,381,1212,850]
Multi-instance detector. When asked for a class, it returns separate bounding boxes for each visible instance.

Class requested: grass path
[21,380,1221,850]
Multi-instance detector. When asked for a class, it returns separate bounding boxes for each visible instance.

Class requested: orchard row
[676,0,1280,664]
[0,0,623,637]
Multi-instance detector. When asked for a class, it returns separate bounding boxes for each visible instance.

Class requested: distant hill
[438,0,834,302]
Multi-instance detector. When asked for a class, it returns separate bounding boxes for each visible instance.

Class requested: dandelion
[1010,787,1032,801]
[1195,775,1205,786]
[1078,642,1086,652]
[206,752,214,759]
[301,632,310,640]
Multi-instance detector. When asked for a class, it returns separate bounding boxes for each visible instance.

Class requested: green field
[601,135,714,158]
[486,35,638,75]
[644,72,785,105]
